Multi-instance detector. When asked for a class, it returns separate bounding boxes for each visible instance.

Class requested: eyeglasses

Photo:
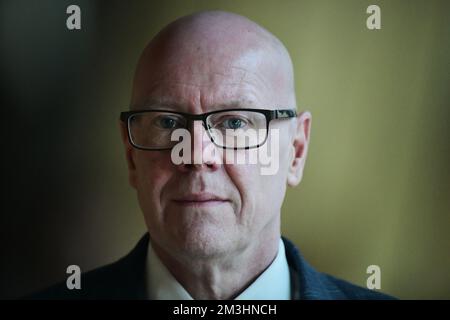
[120,108,297,150]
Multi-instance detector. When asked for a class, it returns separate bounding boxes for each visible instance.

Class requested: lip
[172,193,229,207]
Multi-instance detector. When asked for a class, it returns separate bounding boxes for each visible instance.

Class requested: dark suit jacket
[29,233,394,299]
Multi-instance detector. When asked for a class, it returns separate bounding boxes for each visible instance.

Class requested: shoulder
[318,273,395,300]
[282,236,396,300]
[25,234,150,300]
[25,261,120,300]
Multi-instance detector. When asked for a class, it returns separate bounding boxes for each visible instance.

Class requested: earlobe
[287,144,302,186]
[287,112,312,187]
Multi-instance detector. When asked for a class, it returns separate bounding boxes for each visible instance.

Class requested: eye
[154,115,184,129]
[221,117,248,130]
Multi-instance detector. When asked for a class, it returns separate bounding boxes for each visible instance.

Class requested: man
[32,11,393,300]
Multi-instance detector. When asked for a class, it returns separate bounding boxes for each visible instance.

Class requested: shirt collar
[146,238,291,300]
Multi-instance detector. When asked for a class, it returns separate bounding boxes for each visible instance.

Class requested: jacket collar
[120,233,333,300]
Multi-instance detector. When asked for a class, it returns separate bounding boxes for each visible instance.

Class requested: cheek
[134,152,174,211]
[223,163,255,221]
[224,159,276,229]
[263,128,292,179]
[226,163,286,234]
[229,146,289,222]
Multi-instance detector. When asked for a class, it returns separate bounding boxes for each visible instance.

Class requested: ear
[287,111,312,187]
[119,121,138,189]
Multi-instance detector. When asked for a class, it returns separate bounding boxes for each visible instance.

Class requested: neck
[151,219,280,300]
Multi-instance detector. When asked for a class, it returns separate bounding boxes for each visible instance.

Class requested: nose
[177,120,221,172]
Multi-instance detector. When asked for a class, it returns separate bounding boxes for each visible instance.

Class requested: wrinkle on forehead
[131,11,296,110]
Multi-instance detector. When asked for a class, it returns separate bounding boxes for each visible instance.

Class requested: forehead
[132,47,285,113]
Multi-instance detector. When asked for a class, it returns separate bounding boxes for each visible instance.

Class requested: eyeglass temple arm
[274,109,297,119]
[120,112,130,122]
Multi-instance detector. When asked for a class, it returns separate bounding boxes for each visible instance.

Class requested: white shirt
[146,238,291,300]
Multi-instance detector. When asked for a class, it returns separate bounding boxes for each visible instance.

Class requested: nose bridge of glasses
[190,120,213,144]
[184,113,209,130]
[185,120,217,164]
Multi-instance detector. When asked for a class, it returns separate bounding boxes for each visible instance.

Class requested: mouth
[172,193,230,207]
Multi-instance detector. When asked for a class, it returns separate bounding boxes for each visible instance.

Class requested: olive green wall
[1,0,448,299]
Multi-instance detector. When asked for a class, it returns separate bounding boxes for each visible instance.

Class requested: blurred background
[0,0,449,299]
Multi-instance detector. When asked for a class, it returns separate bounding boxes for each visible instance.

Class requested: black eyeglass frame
[120,108,297,150]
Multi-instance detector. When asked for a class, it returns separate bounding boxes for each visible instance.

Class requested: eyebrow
[134,97,258,111]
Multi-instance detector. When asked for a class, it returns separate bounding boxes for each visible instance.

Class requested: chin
[172,225,238,259]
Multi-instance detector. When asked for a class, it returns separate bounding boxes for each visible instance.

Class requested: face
[121,35,311,260]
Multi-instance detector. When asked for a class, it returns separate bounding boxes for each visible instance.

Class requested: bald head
[122,13,312,291]
[131,11,296,111]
